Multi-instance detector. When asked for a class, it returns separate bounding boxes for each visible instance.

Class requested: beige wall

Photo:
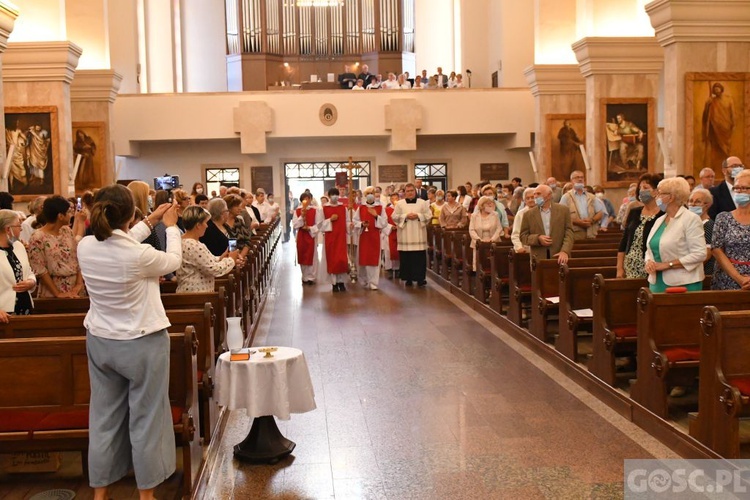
[493,0,534,87]
[108,0,139,94]
[66,0,109,69]
[414,0,455,76]
[180,0,226,93]
[8,0,65,42]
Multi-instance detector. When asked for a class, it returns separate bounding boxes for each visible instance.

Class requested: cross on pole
[344,156,358,282]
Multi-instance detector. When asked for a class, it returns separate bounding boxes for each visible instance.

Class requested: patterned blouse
[27,226,82,297]
[224,216,252,251]
[624,212,659,279]
[711,212,750,290]
[176,238,236,293]
[1,245,32,314]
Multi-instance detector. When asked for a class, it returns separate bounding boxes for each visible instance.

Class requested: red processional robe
[295,206,317,266]
[323,204,349,274]
[358,205,382,266]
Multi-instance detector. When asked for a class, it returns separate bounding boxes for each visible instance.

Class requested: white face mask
[595,192,605,199]
[196,188,204,195]
[268,197,274,203]
[484,205,495,214]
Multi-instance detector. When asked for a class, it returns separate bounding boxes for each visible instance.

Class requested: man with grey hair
[200,197,231,256]
[546,177,562,203]
[699,167,716,189]
[709,156,745,218]
[253,188,275,223]
[511,187,536,252]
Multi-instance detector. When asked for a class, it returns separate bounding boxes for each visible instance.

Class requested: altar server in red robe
[292,192,318,284]
[316,187,350,292]
[384,192,400,278]
[353,187,387,290]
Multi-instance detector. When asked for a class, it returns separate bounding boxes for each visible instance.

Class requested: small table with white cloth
[215,346,316,463]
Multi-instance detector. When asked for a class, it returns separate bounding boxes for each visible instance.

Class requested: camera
[154,175,180,191]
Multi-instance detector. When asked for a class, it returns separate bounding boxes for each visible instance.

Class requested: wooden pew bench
[555,263,617,361]
[0,330,201,497]
[13,307,219,444]
[529,256,617,344]
[440,229,466,281]
[432,226,444,275]
[690,307,750,458]
[589,275,648,386]
[489,243,511,314]
[630,289,750,419]
[507,249,531,326]
[475,241,508,305]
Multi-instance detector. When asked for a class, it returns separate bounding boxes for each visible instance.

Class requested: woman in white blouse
[469,196,502,271]
[77,184,181,499]
[177,206,239,293]
[0,209,35,321]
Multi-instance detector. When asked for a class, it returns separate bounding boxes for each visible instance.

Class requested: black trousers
[399,250,426,282]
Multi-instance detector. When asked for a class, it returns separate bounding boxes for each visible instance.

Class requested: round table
[215,346,316,463]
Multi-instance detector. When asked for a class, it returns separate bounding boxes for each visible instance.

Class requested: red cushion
[499,278,509,284]
[728,377,750,397]
[519,285,532,292]
[36,409,89,431]
[0,410,47,432]
[197,369,204,382]
[171,405,184,425]
[613,325,637,338]
[662,346,700,363]
[665,287,688,294]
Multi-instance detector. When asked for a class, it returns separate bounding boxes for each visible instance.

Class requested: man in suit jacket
[520,184,574,264]
[709,156,744,219]
[435,67,448,88]
[414,179,428,200]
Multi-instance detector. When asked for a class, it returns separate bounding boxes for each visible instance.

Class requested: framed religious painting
[685,72,750,179]
[545,114,586,182]
[4,106,60,200]
[72,121,106,193]
[600,98,655,188]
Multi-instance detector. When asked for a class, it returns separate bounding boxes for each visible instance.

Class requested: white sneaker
[369,283,378,290]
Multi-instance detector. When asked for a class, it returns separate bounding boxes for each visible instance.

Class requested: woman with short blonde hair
[0,209,35,321]
[468,196,502,271]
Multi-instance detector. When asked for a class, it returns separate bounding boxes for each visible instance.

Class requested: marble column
[572,37,663,187]
[524,64,586,182]
[71,70,123,190]
[646,0,750,178]
[0,2,17,192]
[3,42,82,198]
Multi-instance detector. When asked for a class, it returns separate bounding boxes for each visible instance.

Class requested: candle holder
[258,347,278,358]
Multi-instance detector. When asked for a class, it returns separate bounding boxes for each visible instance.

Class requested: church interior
[2,0,750,498]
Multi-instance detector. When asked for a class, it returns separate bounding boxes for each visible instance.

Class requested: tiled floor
[203,243,679,499]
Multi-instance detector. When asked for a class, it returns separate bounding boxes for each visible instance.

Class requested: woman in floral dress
[28,195,86,297]
[617,174,662,279]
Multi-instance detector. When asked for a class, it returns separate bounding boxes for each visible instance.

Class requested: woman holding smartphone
[177,206,239,293]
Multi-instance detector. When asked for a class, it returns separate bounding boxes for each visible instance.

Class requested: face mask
[484,205,495,214]
[436,196,444,201]
[656,197,669,212]
[534,196,545,208]
[268,197,274,203]
[628,196,636,203]
[638,190,653,203]
[196,188,204,195]
[733,193,750,207]
[366,194,375,204]
[147,195,153,209]
[732,166,744,178]
[574,183,585,191]
[548,183,557,190]
[595,193,605,200]
[330,195,339,204]
[688,206,703,216]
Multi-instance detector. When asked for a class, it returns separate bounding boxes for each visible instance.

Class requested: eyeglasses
[733,186,750,193]
[726,164,746,170]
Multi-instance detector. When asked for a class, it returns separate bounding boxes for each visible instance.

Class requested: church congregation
[4,0,750,498]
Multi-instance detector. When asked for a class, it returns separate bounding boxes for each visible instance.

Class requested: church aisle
[204,243,678,499]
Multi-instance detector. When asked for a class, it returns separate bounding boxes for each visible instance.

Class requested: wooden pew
[529,256,617,344]
[589,275,648,386]
[555,264,618,360]
[507,249,531,326]
[475,241,507,305]
[11,308,219,444]
[0,329,201,498]
[630,289,750,419]
[488,243,510,314]
[570,248,618,259]
[690,307,750,458]
[427,224,435,271]
[432,226,444,275]
[451,233,473,291]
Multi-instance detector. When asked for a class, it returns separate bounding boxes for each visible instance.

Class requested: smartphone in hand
[228,238,237,252]
[76,197,82,211]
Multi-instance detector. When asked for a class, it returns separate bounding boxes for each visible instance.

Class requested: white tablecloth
[215,346,316,420]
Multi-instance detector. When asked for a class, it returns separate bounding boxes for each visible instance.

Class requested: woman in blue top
[644,176,707,292]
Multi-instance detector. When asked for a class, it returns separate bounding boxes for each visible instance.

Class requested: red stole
[295,207,317,266]
[385,206,399,260]
[358,205,382,266]
[323,204,349,274]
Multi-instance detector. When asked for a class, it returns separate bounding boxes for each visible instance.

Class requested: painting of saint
[547,114,585,182]
[4,109,57,197]
[686,74,747,179]
[601,100,653,186]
